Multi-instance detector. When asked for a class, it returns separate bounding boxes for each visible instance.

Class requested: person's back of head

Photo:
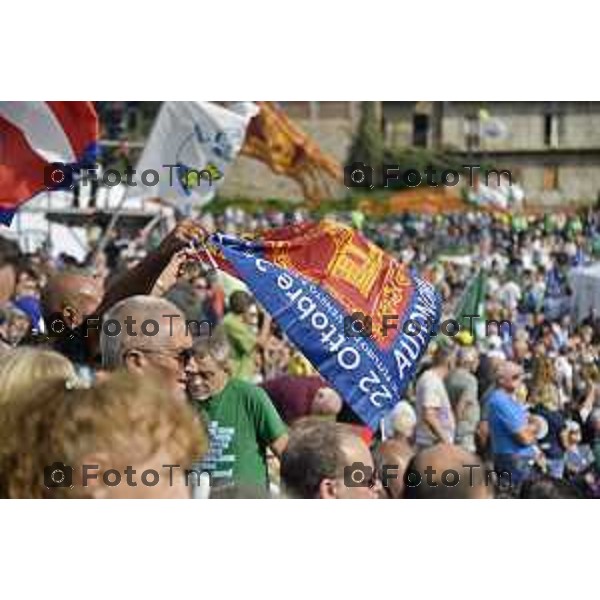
[228,290,252,315]
[388,400,417,441]
[0,371,207,498]
[431,345,454,371]
[520,475,583,499]
[403,443,493,499]
[280,418,340,499]
[375,439,414,499]
[0,347,76,408]
[310,386,343,418]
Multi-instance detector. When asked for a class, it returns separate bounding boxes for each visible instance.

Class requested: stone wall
[220,102,360,201]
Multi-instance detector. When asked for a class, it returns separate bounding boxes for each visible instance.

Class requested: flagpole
[89,103,167,265]
[380,418,387,441]
[89,183,130,264]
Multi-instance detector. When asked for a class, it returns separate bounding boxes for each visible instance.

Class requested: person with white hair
[487,361,540,487]
[100,295,196,404]
[563,420,594,478]
[385,400,417,444]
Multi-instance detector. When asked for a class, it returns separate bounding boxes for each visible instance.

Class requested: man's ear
[318,478,338,500]
[123,350,145,373]
[75,452,113,499]
[62,304,77,328]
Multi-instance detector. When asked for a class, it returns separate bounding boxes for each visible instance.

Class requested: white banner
[135,101,258,211]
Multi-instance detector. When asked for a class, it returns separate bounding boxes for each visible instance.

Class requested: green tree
[347,102,384,181]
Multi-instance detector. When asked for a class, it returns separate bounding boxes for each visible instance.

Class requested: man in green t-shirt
[187,329,288,496]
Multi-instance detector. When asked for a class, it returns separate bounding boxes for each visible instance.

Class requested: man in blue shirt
[487,361,540,490]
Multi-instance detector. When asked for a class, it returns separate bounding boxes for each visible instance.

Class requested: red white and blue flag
[0,101,98,225]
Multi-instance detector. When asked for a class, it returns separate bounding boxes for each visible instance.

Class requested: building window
[464,115,480,150]
[412,114,429,147]
[544,114,560,148]
[543,165,560,190]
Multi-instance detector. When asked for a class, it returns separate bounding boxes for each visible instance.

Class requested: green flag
[455,269,487,342]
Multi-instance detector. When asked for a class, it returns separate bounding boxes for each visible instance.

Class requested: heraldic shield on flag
[207,220,442,430]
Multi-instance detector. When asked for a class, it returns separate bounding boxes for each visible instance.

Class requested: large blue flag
[207,220,442,430]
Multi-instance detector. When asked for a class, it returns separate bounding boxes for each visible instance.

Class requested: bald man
[261,375,343,424]
[42,269,107,366]
[375,439,414,499]
[403,444,494,499]
[100,295,195,404]
[41,219,208,366]
[43,270,104,330]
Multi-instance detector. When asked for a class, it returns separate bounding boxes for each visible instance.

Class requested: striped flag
[0,101,98,225]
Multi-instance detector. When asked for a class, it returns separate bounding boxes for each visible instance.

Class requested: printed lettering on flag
[207,220,442,430]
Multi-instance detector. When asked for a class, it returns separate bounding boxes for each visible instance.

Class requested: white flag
[135,101,258,210]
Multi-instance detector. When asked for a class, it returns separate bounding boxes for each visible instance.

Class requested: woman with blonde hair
[0,371,207,498]
[530,356,567,478]
[0,347,77,408]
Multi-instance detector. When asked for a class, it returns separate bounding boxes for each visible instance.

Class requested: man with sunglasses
[100,295,196,405]
[487,361,540,489]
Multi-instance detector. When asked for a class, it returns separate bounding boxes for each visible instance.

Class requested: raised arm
[95,219,209,316]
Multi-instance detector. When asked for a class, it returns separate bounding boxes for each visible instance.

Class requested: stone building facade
[382,101,600,205]
[222,101,600,206]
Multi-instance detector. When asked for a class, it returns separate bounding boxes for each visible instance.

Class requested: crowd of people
[1,203,600,499]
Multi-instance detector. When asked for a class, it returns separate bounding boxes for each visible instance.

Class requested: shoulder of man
[228,378,287,437]
[486,387,507,407]
[226,378,271,404]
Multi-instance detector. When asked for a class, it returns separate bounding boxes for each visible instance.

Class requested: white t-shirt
[415,369,456,447]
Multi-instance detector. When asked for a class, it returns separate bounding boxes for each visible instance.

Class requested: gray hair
[100,295,183,370]
[389,400,417,438]
[191,326,231,373]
